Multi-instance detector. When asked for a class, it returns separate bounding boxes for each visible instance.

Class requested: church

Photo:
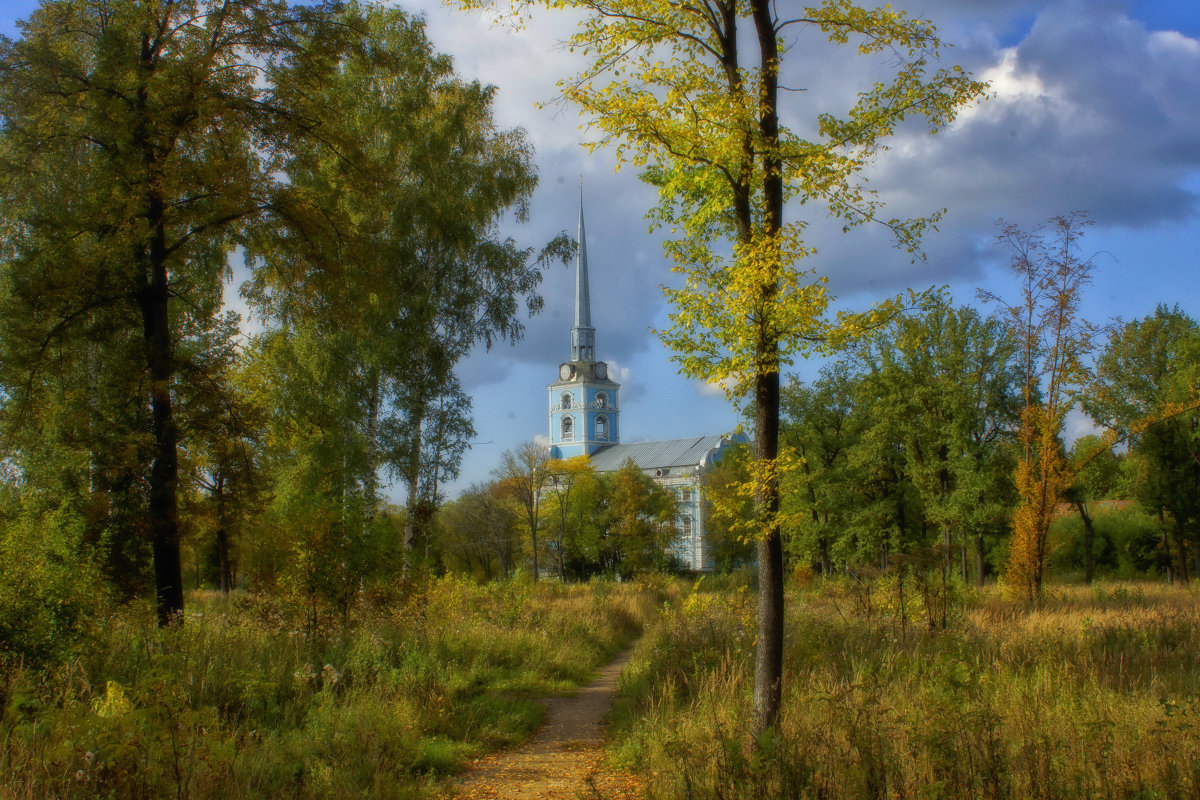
[546,194,745,572]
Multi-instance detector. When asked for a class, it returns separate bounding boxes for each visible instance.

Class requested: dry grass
[0,576,667,800]
[613,579,1200,800]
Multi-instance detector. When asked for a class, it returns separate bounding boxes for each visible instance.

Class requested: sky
[3,0,1200,500]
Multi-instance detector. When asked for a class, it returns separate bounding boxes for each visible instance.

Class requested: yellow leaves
[705,447,805,543]
[93,681,132,719]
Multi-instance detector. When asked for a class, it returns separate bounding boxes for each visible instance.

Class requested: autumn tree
[980,213,1102,602]
[460,0,985,733]
[493,441,550,580]
[603,460,680,577]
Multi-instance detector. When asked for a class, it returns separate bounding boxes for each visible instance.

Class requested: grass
[0,575,666,800]
[611,577,1200,800]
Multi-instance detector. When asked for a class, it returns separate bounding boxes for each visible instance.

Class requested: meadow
[613,577,1200,800]
[0,577,663,800]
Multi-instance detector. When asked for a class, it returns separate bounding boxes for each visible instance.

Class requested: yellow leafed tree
[458,0,986,735]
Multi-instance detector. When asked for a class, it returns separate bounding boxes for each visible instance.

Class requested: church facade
[546,194,744,571]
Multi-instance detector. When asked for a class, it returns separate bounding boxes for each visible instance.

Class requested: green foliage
[780,301,1019,583]
[1088,305,1200,580]
[0,504,106,668]
[1049,505,1166,579]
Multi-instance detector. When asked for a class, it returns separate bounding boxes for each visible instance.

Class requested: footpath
[448,648,644,800]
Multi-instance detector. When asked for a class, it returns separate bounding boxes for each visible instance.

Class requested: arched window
[595,391,608,409]
[596,415,608,440]
[561,415,574,441]
[560,392,573,410]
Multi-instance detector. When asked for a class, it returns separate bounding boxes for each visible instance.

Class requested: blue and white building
[546,192,745,571]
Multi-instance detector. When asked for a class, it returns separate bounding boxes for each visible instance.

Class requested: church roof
[588,434,745,474]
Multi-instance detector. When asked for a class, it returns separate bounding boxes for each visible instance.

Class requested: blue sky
[4,1,1200,499]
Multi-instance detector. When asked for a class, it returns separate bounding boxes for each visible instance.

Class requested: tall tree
[544,455,594,581]
[460,0,986,734]
[980,213,1100,602]
[854,301,1019,583]
[0,0,353,623]
[246,6,564,573]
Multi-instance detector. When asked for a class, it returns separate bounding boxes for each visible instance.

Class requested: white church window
[561,415,574,441]
[560,392,573,410]
[596,415,608,440]
[595,392,608,409]
[682,517,693,537]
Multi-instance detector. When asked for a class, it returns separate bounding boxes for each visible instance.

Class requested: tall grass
[0,576,665,800]
[613,578,1200,800]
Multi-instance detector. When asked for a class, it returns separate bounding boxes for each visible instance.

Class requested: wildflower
[293,663,318,686]
[321,664,342,687]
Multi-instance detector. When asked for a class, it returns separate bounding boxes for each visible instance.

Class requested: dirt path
[447,648,644,800]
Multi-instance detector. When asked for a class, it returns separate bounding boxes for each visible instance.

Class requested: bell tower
[549,186,620,459]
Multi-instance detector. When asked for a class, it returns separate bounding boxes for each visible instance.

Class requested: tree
[1087,306,1200,582]
[494,441,550,580]
[1063,434,1122,583]
[544,455,594,581]
[0,0,355,624]
[175,313,265,593]
[603,460,679,577]
[780,369,859,574]
[245,5,563,578]
[701,442,757,573]
[460,0,986,734]
[853,301,1019,584]
[458,0,984,738]
[980,213,1101,602]
[438,481,521,579]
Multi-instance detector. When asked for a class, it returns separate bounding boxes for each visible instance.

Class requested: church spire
[571,182,596,362]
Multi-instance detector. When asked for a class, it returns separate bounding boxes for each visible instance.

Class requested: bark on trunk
[141,190,184,625]
[1074,500,1095,584]
[975,532,986,588]
[750,0,784,741]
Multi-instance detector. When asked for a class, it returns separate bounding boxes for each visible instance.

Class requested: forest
[2,0,1199,798]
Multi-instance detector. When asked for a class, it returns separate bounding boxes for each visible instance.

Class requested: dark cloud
[803,0,1200,297]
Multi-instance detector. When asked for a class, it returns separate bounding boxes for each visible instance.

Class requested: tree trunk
[750,0,784,741]
[1074,500,1096,584]
[214,475,232,594]
[141,198,184,626]
[365,374,381,517]
[975,532,986,588]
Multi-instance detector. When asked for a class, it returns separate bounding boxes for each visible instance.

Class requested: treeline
[712,299,1200,589]
[0,0,568,661]
[439,452,682,582]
